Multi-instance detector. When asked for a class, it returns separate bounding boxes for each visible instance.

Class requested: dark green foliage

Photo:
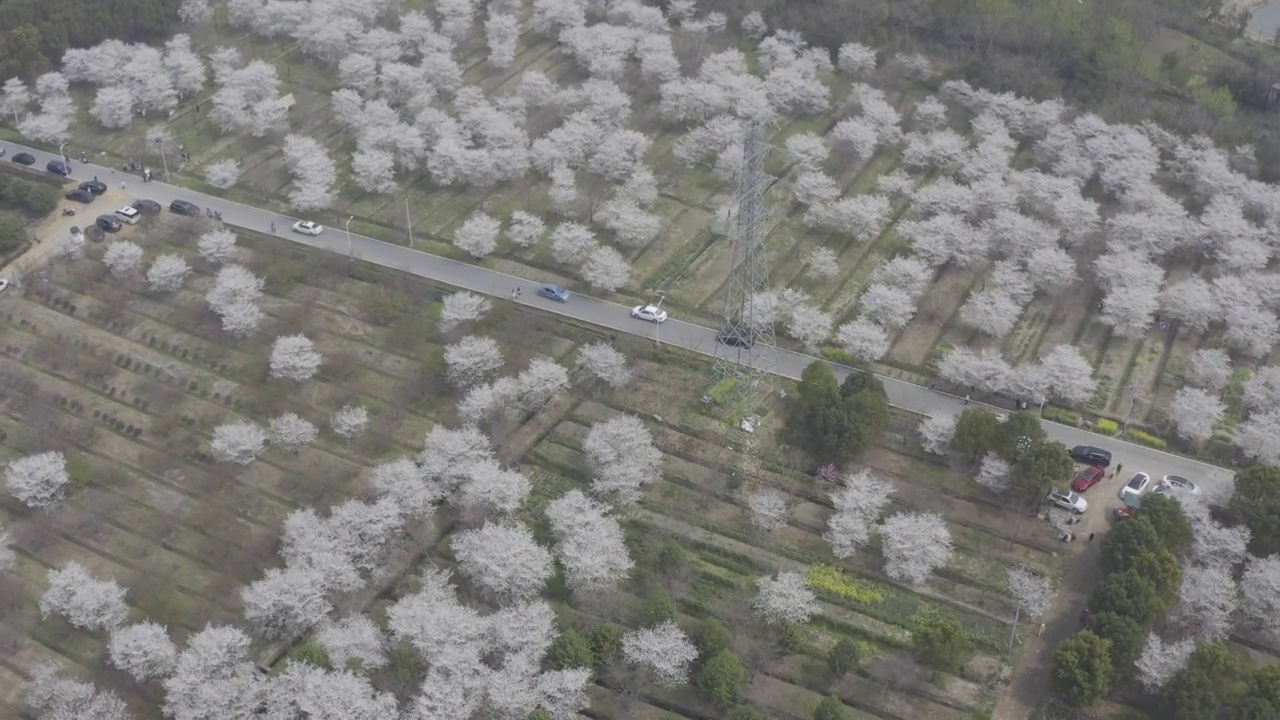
[294,641,331,669]
[528,709,553,720]
[692,619,731,658]
[0,175,58,216]
[1087,612,1144,681]
[653,540,691,583]
[0,0,180,80]
[0,211,25,251]
[1099,516,1162,575]
[548,629,594,671]
[1230,465,1280,557]
[1125,548,1182,608]
[788,363,889,462]
[640,587,676,625]
[911,614,973,674]
[827,638,859,677]
[1137,493,1194,557]
[264,258,308,292]
[951,408,1000,459]
[1050,631,1113,707]
[696,649,747,706]
[996,411,1047,461]
[726,707,765,720]
[1089,569,1163,625]
[1235,665,1280,719]
[1011,439,1074,501]
[590,623,624,673]
[1160,644,1246,720]
[772,622,802,656]
[813,694,849,720]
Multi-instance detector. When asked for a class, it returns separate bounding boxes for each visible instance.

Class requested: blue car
[537,284,570,302]
[46,159,70,176]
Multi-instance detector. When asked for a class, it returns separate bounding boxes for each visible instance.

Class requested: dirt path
[990,477,1127,719]
[0,187,138,275]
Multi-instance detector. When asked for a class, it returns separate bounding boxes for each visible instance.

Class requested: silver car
[1048,489,1088,514]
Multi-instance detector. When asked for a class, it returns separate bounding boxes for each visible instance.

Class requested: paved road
[7,141,1232,493]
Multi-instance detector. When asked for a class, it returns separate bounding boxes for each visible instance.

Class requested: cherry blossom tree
[452,521,553,604]
[754,571,820,625]
[269,413,318,453]
[785,132,829,170]
[38,561,129,631]
[918,413,957,455]
[582,246,631,292]
[793,170,840,207]
[741,11,767,39]
[1238,554,1280,638]
[103,241,144,279]
[1005,565,1055,618]
[1135,634,1194,691]
[0,77,29,122]
[316,614,388,670]
[268,334,322,383]
[598,199,660,247]
[206,264,265,337]
[784,303,834,349]
[261,661,398,719]
[748,489,789,531]
[445,336,504,389]
[210,60,289,137]
[805,247,840,280]
[880,512,953,585]
[330,404,370,440]
[1184,348,1231,392]
[825,470,895,558]
[574,342,630,390]
[91,85,134,128]
[146,254,191,293]
[485,14,520,68]
[1187,505,1251,567]
[584,414,662,505]
[1036,344,1097,405]
[545,489,633,593]
[0,524,13,571]
[961,287,1024,338]
[1160,277,1217,332]
[456,459,531,517]
[439,291,492,334]
[913,96,948,131]
[350,149,397,194]
[210,421,267,464]
[835,317,890,364]
[27,663,130,720]
[6,451,70,508]
[454,212,501,258]
[109,621,178,682]
[837,42,877,75]
[1243,366,1280,411]
[549,222,596,264]
[1023,245,1078,293]
[507,211,546,248]
[937,346,1012,395]
[1169,563,1236,641]
[622,621,697,687]
[858,283,918,330]
[1170,387,1225,442]
[282,134,338,211]
[417,425,494,493]
[1236,409,1280,465]
[976,452,1012,492]
[369,458,441,520]
[162,625,266,720]
[197,229,237,264]
[164,34,206,97]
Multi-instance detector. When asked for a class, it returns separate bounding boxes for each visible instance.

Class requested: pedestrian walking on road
[1038,623,1045,637]
[270,222,276,233]
[120,180,126,191]
[1088,532,1096,543]
[963,394,970,405]
[1116,463,1123,475]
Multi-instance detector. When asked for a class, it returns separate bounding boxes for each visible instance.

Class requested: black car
[46,159,70,176]
[717,327,757,348]
[132,199,162,215]
[169,199,199,216]
[95,215,122,233]
[64,188,94,203]
[79,180,107,195]
[11,152,34,165]
[1069,445,1112,468]
[86,225,105,243]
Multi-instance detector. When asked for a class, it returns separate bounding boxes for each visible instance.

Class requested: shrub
[820,346,858,366]
[709,378,738,404]
[1123,428,1167,449]
[1094,418,1119,436]
[1042,407,1081,426]
[808,564,886,605]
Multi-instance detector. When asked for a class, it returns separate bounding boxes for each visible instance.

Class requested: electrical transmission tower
[713,120,775,400]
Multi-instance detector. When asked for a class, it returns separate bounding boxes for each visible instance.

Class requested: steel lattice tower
[713,120,775,397]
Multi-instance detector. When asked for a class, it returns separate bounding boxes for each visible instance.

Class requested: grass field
[0,210,1079,717]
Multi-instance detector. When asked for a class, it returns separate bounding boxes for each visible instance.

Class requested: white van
[114,206,141,225]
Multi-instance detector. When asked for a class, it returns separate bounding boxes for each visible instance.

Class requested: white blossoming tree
[1005,565,1055,619]
[438,291,492,334]
[197,229,237,263]
[545,489,633,593]
[584,414,663,505]
[146,253,192,292]
[38,561,129,631]
[109,621,178,681]
[210,421,267,464]
[268,413,318,453]
[454,212,501,258]
[918,413,956,455]
[753,571,820,625]
[103,241,144,279]
[825,470,895,558]
[879,512,953,585]
[445,335,504,389]
[451,521,553,604]
[6,450,70,508]
[330,404,369,439]
[622,620,697,687]
[748,489,790,531]
[269,334,323,383]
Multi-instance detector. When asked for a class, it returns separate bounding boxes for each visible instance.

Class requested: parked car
[1070,466,1106,493]
[0,278,9,294]
[0,148,6,159]
[11,152,34,165]
[292,220,323,236]
[717,327,756,348]
[114,206,141,224]
[46,159,70,176]
[132,199,162,215]
[96,215,122,233]
[631,304,668,323]
[1120,472,1152,502]
[536,284,570,302]
[64,188,94,203]
[79,180,107,195]
[1069,445,1112,467]
[86,225,105,243]
[1159,475,1200,495]
[169,199,199,216]
[1048,489,1088,514]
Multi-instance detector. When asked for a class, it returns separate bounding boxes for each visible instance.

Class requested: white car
[1048,489,1088,514]
[1159,475,1200,495]
[0,278,9,295]
[114,206,141,224]
[631,304,668,323]
[1120,472,1152,502]
[292,220,323,236]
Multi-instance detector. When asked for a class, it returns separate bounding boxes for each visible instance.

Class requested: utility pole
[156,137,170,180]
[405,198,414,248]
[653,291,666,346]
[344,215,355,258]
[1122,381,1139,431]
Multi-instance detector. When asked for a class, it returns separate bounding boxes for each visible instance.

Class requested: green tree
[1087,611,1144,681]
[995,411,1047,461]
[1138,493,1193,557]
[840,371,890,455]
[827,638,859,677]
[641,587,676,625]
[726,707,765,720]
[1126,548,1182,609]
[911,614,973,673]
[772,622,802,655]
[529,709,553,720]
[294,641,331,669]
[952,408,1000,460]
[1234,665,1280,719]
[549,629,595,671]
[0,211,25,251]
[1090,569,1162,624]
[1011,439,1074,501]
[1099,516,1162,574]
[813,694,849,720]
[696,649,747,706]
[654,540,691,583]
[1049,631,1114,706]
[692,619,731,658]
[590,623,624,672]
[1230,465,1280,557]
[1160,643,1244,720]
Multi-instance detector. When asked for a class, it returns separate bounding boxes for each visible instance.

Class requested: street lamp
[344,215,355,258]
[58,141,68,169]
[1038,396,1046,418]
[653,291,666,346]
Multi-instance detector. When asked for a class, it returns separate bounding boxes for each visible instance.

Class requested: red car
[1071,466,1106,492]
